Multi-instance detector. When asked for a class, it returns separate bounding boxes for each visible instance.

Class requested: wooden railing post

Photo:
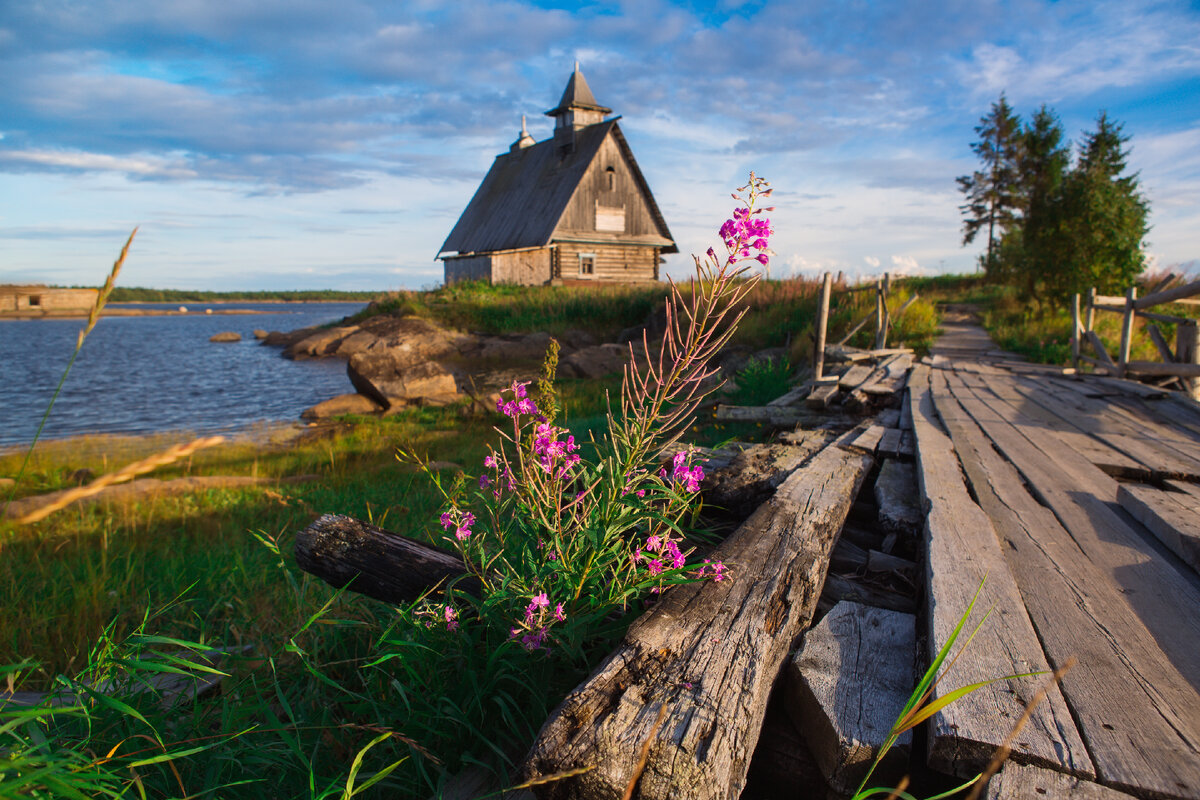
[876,273,892,349]
[873,276,884,349]
[1179,322,1200,400]
[1071,293,1081,372]
[1085,287,1096,332]
[1118,286,1137,378]
[814,271,832,381]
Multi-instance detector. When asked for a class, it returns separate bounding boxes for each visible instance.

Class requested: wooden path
[920,310,1200,800]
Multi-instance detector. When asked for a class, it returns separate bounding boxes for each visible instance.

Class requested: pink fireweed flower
[479,474,490,489]
[647,559,664,576]
[554,603,566,622]
[697,559,728,582]
[440,509,476,541]
[483,454,498,469]
[645,535,661,552]
[665,540,686,569]
[444,605,458,631]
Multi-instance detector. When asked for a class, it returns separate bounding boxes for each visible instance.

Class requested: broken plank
[714,404,815,427]
[874,460,921,536]
[521,437,874,800]
[876,427,903,458]
[932,374,1200,799]
[784,601,915,795]
[897,430,914,458]
[703,436,833,519]
[1117,483,1200,573]
[807,382,841,409]
[985,763,1141,799]
[839,364,876,390]
[843,425,885,455]
[908,365,1092,778]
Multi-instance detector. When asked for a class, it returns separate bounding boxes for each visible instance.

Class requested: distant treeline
[100,287,382,302]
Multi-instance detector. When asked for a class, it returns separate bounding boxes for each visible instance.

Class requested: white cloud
[864,256,880,268]
[0,148,196,179]
[889,255,929,277]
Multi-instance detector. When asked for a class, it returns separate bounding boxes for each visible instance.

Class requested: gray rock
[300,393,384,420]
[209,331,241,342]
[252,329,269,340]
[558,343,630,379]
[477,332,554,362]
[284,325,360,359]
[348,354,460,409]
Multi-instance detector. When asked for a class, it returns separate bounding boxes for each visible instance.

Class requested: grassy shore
[1,275,943,796]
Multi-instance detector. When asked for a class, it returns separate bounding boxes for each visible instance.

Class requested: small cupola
[546,62,611,152]
[510,115,536,153]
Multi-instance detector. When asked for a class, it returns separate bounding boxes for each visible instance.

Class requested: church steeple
[544,62,612,132]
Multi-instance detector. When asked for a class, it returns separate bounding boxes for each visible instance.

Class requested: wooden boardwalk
[919,310,1200,799]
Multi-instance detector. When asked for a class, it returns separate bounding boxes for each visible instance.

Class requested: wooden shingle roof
[438,120,676,256]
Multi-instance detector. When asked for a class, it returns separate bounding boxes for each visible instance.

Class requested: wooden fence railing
[813,272,918,381]
[1072,275,1200,399]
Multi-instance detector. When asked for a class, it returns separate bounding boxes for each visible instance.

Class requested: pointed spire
[510,114,535,152]
[545,63,612,119]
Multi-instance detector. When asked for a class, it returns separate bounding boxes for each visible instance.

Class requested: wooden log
[814,271,832,380]
[820,573,915,614]
[1116,483,1200,572]
[874,460,921,536]
[1124,360,1200,378]
[1136,309,1198,326]
[521,439,874,800]
[824,345,913,363]
[713,405,815,427]
[1119,286,1137,379]
[932,374,1200,798]
[985,763,1140,800]
[784,601,915,795]
[866,549,916,575]
[1072,293,1081,371]
[830,537,869,572]
[1084,331,1116,369]
[294,514,479,604]
[1134,277,1200,310]
[765,385,810,407]
[908,366,1093,778]
[1178,322,1200,401]
[1147,323,1177,363]
[703,436,832,519]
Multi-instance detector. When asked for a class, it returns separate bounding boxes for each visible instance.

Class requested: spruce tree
[1015,105,1070,299]
[957,94,1023,278]
[1045,113,1149,300]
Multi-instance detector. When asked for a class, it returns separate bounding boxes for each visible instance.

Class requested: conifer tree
[1013,105,1070,297]
[957,94,1023,277]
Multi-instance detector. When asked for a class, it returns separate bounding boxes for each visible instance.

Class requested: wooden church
[437,65,677,286]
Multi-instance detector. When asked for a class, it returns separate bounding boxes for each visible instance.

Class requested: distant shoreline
[0,308,285,320]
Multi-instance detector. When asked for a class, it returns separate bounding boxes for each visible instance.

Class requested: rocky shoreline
[261,310,787,420]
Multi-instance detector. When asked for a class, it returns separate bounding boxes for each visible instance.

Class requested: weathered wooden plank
[932,374,1200,799]
[521,439,874,800]
[765,385,809,407]
[807,382,840,409]
[876,408,902,428]
[713,404,816,427]
[985,763,1141,800]
[820,573,915,614]
[838,364,876,390]
[897,430,914,458]
[1117,483,1200,573]
[844,425,885,455]
[874,459,921,536]
[1135,278,1200,310]
[908,366,1092,778]
[703,436,833,519]
[876,427,903,459]
[941,370,1200,689]
[1086,331,1117,368]
[784,601,915,795]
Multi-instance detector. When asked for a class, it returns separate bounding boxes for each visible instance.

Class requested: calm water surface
[0,302,365,446]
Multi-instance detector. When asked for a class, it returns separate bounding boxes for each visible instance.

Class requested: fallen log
[702,434,833,518]
[713,404,819,427]
[521,435,874,800]
[294,513,480,604]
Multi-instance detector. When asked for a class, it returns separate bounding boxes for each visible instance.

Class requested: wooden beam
[1071,292,1081,371]
[984,763,1140,799]
[1116,483,1200,572]
[1137,309,1199,325]
[1124,360,1200,378]
[814,271,833,380]
[784,601,915,795]
[1118,286,1137,378]
[1085,331,1117,369]
[1147,323,1177,363]
[1134,277,1200,310]
[1179,322,1200,401]
[521,438,874,800]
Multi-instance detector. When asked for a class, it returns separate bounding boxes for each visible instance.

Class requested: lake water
[0,302,366,446]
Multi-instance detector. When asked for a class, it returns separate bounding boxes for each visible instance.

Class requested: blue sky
[1,0,1197,291]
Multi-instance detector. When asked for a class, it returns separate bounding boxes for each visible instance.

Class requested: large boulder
[477,332,555,362]
[300,393,384,420]
[559,343,631,379]
[348,354,460,409]
[210,331,241,343]
[262,327,319,348]
[284,325,360,359]
[355,315,477,360]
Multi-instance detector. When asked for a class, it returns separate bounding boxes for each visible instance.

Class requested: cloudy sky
[1,0,1197,291]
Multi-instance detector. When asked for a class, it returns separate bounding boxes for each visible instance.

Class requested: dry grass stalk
[14,435,225,524]
[621,703,669,800]
[79,227,137,348]
[964,656,1077,800]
